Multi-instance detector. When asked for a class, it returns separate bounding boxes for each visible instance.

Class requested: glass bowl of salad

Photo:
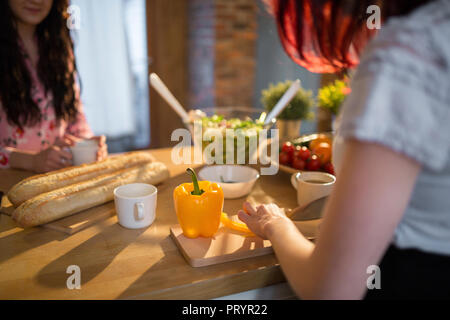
[184,106,276,165]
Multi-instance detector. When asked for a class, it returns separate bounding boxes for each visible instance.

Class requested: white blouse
[334,0,450,255]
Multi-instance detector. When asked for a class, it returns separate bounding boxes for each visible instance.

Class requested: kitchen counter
[0,148,298,299]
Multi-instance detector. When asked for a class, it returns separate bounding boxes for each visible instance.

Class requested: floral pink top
[0,50,93,169]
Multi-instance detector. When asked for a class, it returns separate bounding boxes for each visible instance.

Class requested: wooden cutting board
[170,224,273,268]
[170,217,321,268]
[0,195,116,235]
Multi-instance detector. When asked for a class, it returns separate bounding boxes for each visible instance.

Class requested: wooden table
[0,148,298,299]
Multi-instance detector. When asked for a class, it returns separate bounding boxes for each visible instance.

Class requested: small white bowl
[198,165,260,199]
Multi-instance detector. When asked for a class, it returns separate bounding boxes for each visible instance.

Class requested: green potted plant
[317,79,350,130]
[261,80,314,142]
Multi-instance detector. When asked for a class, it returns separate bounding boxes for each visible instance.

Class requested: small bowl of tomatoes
[277,133,335,175]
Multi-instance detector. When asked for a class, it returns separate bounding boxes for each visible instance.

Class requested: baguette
[12,161,170,228]
[7,151,155,207]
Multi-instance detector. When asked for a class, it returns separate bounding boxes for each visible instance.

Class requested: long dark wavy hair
[271,0,436,73]
[0,0,79,130]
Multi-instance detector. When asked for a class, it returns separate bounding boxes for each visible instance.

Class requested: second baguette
[12,161,169,228]
[7,151,155,207]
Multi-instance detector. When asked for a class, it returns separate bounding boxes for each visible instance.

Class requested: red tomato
[297,146,311,161]
[306,154,321,171]
[279,152,291,166]
[323,162,335,175]
[292,157,306,170]
[281,142,295,159]
[293,146,301,159]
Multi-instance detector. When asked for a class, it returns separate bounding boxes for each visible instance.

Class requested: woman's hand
[238,202,291,239]
[54,133,80,148]
[56,134,108,161]
[91,135,108,161]
[33,145,73,173]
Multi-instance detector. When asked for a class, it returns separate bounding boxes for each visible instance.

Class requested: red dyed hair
[270,0,436,73]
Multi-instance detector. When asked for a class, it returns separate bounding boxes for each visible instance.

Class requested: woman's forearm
[9,148,36,171]
[266,218,317,299]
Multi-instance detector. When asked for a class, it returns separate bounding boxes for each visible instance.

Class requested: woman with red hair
[239,0,450,299]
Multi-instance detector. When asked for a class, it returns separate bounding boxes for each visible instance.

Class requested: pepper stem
[187,168,204,195]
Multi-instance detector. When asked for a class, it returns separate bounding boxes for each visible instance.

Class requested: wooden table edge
[122,264,285,300]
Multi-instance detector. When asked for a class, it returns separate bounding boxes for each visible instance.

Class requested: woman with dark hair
[0,0,107,173]
[239,0,450,299]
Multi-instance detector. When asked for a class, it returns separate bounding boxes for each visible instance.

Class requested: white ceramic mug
[291,172,336,208]
[70,139,99,165]
[113,183,157,229]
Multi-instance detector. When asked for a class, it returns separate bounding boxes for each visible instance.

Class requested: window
[71,0,150,152]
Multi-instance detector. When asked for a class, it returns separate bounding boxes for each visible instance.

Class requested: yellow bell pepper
[173,168,224,238]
